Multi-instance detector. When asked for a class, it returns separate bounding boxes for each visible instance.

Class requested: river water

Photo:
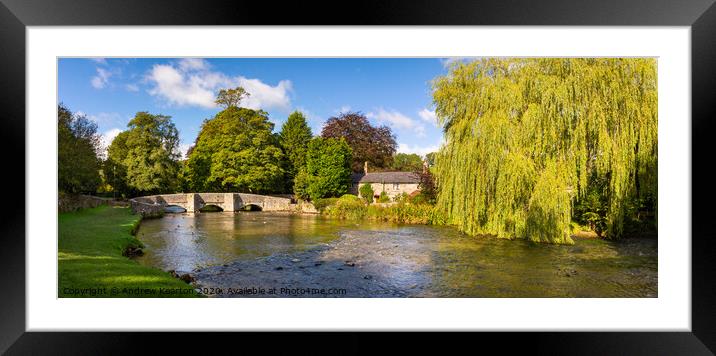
[134,212,657,297]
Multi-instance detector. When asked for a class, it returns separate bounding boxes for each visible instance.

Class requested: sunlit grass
[58,206,199,298]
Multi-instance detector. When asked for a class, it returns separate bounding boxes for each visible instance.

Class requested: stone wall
[350,183,420,200]
[292,201,318,213]
[129,199,164,218]
[58,194,126,213]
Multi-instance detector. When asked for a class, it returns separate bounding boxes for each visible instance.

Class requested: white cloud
[90,58,108,65]
[367,108,415,130]
[418,108,439,127]
[178,58,209,72]
[414,125,426,138]
[146,59,293,111]
[397,142,442,157]
[83,112,124,126]
[177,143,193,159]
[99,128,123,158]
[366,108,426,137]
[125,83,139,92]
[336,105,351,114]
[91,67,112,89]
[238,77,293,112]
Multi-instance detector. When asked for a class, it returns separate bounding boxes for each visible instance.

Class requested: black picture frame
[2,0,714,353]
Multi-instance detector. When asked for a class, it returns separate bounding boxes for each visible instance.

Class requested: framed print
[2,0,715,353]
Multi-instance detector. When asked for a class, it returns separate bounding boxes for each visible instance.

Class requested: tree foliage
[302,137,353,201]
[359,183,374,203]
[106,112,181,195]
[279,111,314,184]
[321,112,397,172]
[58,104,102,194]
[391,153,424,172]
[414,169,437,205]
[185,107,286,193]
[433,58,657,243]
[424,152,437,168]
[215,86,249,109]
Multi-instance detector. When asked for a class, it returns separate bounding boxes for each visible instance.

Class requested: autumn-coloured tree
[321,111,397,172]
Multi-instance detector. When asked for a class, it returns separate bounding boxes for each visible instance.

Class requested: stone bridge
[130,193,295,214]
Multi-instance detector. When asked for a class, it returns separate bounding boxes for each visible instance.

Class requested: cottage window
[393,183,399,190]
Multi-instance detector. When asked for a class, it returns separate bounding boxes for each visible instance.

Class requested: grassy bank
[58,206,198,297]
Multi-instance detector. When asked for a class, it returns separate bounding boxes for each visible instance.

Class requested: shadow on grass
[58,206,199,298]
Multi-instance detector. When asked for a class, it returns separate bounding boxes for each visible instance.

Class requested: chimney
[364,161,369,174]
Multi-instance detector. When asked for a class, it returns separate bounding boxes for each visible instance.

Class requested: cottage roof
[351,171,420,184]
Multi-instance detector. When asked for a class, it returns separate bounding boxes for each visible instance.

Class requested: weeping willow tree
[433,58,657,244]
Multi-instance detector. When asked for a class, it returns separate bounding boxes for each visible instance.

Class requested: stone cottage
[349,162,421,200]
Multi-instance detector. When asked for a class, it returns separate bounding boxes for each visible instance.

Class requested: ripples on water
[135,212,657,297]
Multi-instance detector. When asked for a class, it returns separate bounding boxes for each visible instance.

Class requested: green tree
[186,106,286,193]
[58,104,101,194]
[359,183,374,203]
[303,137,353,201]
[391,153,424,172]
[107,112,181,195]
[215,86,249,109]
[433,58,657,243]
[103,131,130,196]
[424,152,437,168]
[279,111,314,188]
[293,168,310,200]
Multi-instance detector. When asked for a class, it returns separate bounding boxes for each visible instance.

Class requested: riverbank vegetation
[58,206,198,297]
[319,194,440,225]
[433,58,657,244]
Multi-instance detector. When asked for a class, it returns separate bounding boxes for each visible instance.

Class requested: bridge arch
[199,204,224,212]
[164,204,187,213]
[239,203,263,211]
[129,192,294,214]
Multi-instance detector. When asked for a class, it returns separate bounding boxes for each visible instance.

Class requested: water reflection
[135,212,383,271]
[135,212,657,297]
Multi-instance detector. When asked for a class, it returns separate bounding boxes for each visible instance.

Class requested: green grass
[58,206,199,297]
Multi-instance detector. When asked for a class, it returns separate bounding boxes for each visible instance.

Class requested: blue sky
[58,58,454,158]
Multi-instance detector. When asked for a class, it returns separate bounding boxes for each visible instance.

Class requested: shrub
[359,183,374,203]
[366,202,435,224]
[378,191,390,203]
[293,168,311,200]
[323,194,367,220]
[393,192,409,203]
[313,197,339,211]
[409,192,430,205]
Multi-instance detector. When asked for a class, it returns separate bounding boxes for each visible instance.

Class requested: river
[134,211,657,297]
